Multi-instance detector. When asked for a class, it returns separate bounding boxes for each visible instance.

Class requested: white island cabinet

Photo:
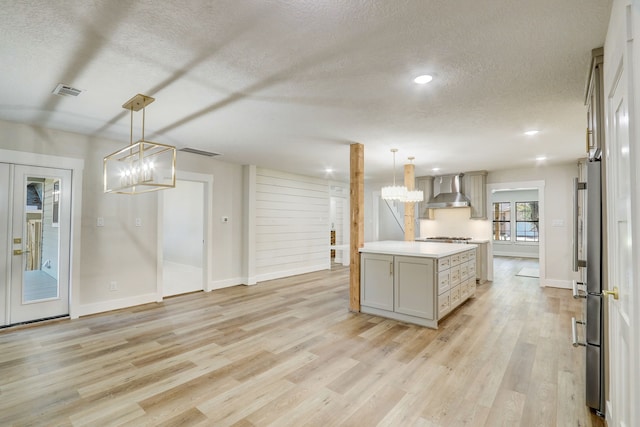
[360,241,477,329]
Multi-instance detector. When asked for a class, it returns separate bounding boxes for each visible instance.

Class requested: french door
[0,163,71,326]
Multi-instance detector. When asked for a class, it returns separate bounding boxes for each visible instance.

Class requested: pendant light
[381,148,408,201]
[404,157,424,202]
[103,94,176,194]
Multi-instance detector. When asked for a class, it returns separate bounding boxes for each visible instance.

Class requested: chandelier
[381,149,407,201]
[103,94,176,194]
[381,150,423,202]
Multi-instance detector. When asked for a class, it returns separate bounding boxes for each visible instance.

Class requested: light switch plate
[135,218,142,227]
[97,217,104,227]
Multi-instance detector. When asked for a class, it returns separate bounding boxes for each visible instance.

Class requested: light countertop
[359,240,477,258]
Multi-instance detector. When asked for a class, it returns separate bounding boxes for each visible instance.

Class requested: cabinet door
[394,256,435,319]
[360,253,394,311]
[416,176,434,219]
[463,171,487,219]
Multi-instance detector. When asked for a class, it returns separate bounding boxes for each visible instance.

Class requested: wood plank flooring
[0,257,604,426]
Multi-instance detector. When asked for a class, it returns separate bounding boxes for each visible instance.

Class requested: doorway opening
[158,171,213,298]
[487,180,545,286]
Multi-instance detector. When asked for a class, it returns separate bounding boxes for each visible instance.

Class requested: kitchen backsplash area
[419,207,491,240]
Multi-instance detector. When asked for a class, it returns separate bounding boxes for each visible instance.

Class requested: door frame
[0,149,84,319]
[486,180,546,287]
[156,170,213,298]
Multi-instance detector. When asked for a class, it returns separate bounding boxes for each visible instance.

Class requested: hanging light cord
[391,148,398,186]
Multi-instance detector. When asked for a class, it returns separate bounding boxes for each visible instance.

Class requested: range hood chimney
[424,174,471,208]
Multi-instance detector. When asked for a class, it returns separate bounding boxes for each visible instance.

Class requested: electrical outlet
[135,218,142,227]
[97,217,104,227]
[110,281,118,291]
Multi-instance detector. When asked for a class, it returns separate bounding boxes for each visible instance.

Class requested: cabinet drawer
[438,292,450,318]
[450,285,461,307]
[461,282,469,300]
[450,265,461,285]
[467,278,476,296]
[467,249,476,262]
[450,253,461,266]
[438,271,450,294]
[460,263,469,280]
[437,256,451,271]
[467,261,476,279]
[460,251,469,263]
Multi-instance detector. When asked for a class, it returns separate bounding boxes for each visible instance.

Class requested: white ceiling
[0,1,612,183]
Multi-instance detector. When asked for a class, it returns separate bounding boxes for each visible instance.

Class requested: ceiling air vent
[52,83,83,97]
[178,148,221,157]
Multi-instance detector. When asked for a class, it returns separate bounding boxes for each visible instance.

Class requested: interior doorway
[486,180,545,286]
[162,179,205,297]
[158,171,212,298]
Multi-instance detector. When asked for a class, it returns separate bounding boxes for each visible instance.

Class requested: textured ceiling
[0,0,612,182]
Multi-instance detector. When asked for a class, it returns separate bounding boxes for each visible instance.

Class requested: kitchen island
[359,241,477,328]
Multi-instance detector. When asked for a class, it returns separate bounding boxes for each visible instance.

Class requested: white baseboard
[209,277,245,290]
[493,251,539,259]
[543,279,572,289]
[76,293,159,318]
[256,263,329,283]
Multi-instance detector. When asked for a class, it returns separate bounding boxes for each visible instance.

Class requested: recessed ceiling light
[536,156,547,161]
[325,168,333,173]
[414,75,433,84]
[432,167,440,171]
[524,130,539,136]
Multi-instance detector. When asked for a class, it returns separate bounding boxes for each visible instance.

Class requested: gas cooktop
[416,236,472,243]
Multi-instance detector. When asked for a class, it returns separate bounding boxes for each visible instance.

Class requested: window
[516,201,539,242]
[492,202,510,241]
[52,180,60,227]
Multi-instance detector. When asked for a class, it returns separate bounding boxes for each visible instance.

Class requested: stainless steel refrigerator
[572,158,604,416]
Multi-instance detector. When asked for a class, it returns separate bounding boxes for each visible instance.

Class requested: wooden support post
[404,162,415,241]
[349,143,364,312]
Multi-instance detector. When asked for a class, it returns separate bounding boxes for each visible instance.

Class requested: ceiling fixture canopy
[103,94,176,194]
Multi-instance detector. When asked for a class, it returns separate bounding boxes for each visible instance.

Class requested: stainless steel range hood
[424,174,471,208]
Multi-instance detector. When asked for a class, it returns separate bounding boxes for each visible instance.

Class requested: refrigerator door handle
[573,177,587,272]
[572,317,587,347]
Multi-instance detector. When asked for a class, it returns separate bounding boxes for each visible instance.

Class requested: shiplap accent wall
[255,168,330,281]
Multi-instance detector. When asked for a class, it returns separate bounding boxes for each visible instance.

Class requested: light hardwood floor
[0,257,604,426]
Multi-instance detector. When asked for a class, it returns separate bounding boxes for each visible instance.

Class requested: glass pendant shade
[404,189,424,203]
[381,148,409,201]
[381,184,408,201]
[103,94,176,194]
